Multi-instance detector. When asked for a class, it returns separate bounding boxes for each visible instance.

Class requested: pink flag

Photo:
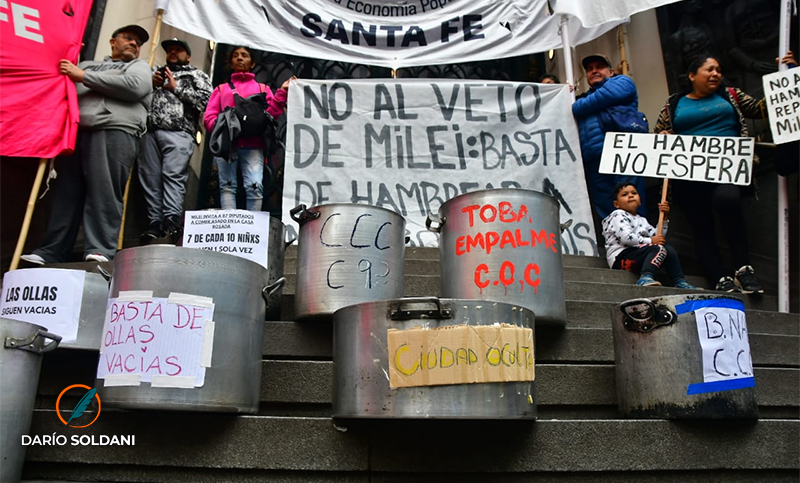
[0,0,92,158]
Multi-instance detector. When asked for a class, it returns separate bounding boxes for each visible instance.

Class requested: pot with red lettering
[612,294,757,419]
[427,188,567,326]
[290,203,406,320]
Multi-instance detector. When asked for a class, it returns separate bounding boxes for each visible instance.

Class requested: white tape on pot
[167,292,213,308]
[151,375,196,388]
[201,320,215,367]
[103,374,142,387]
[117,290,154,302]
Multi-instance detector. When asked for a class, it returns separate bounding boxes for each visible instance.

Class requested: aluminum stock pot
[1,318,61,482]
[59,271,109,350]
[332,297,536,419]
[291,203,406,320]
[95,245,284,413]
[266,216,293,320]
[427,188,568,326]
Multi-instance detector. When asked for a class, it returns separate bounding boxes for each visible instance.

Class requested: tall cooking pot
[96,245,284,413]
[0,318,61,482]
[266,216,293,321]
[59,271,109,350]
[427,188,568,326]
[333,297,536,419]
[291,203,406,320]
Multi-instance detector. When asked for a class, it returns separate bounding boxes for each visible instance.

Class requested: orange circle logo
[55,384,101,428]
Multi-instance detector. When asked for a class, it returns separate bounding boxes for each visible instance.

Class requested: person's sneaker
[735,265,764,294]
[715,276,740,292]
[674,279,703,290]
[85,253,110,263]
[20,253,45,266]
[139,221,165,245]
[636,274,662,286]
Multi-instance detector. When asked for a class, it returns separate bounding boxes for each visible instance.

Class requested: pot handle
[426,213,446,233]
[5,329,62,354]
[390,297,453,321]
[261,277,286,310]
[619,298,675,333]
[285,232,297,248]
[560,218,573,233]
[290,204,320,225]
[95,265,112,284]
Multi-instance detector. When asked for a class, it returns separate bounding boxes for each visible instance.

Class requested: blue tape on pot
[687,376,755,395]
[675,298,745,315]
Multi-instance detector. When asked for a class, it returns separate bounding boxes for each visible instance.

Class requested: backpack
[227,81,273,138]
[600,106,649,134]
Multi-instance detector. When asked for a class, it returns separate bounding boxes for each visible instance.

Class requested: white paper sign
[599,132,754,186]
[0,268,85,343]
[282,79,598,256]
[183,210,270,269]
[96,297,215,387]
[762,69,800,144]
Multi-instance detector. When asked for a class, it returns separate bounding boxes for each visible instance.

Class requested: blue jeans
[215,148,264,211]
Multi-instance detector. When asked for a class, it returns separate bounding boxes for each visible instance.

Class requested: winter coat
[148,64,212,135]
[572,75,639,162]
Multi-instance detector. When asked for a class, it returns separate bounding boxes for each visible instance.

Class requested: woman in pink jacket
[203,46,290,211]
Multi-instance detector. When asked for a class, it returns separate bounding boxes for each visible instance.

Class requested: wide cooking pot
[291,203,406,320]
[333,297,536,419]
[0,318,60,482]
[428,188,568,326]
[96,245,283,413]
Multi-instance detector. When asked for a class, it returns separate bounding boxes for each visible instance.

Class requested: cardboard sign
[387,324,534,388]
[0,268,85,343]
[282,79,598,256]
[96,295,215,388]
[763,69,800,144]
[599,133,754,186]
[183,210,270,269]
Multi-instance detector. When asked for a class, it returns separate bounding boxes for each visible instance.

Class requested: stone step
[24,410,800,474]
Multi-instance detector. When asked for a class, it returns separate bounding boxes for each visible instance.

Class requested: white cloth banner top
[550,0,684,28]
[163,0,620,68]
[282,79,598,255]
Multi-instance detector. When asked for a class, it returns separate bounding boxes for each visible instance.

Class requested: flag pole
[777,0,791,312]
[656,178,669,236]
[617,26,629,76]
[560,15,576,102]
[9,158,49,270]
[117,8,164,250]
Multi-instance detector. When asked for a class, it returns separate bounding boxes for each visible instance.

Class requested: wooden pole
[617,26,629,76]
[117,9,164,250]
[9,158,49,270]
[656,178,669,237]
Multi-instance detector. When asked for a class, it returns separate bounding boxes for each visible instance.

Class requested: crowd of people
[19,23,795,295]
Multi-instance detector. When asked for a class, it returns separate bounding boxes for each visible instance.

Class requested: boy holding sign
[602,183,700,289]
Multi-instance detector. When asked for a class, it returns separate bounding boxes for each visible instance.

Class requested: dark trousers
[34,129,138,262]
[672,180,750,285]
[613,244,686,282]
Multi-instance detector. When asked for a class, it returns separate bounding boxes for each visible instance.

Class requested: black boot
[139,221,166,245]
[164,215,183,245]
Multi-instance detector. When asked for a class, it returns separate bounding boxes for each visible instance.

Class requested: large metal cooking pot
[333,297,536,419]
[96,245,284,413]
[266,216,294,321]
[59,271,109,351]
[427,188,568,326]
[612,294,757,419]
[291,203,406,320]
[0,318,61,482]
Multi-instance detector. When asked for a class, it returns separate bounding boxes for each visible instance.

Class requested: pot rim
[435,188,559,215]
[301,202,406,219]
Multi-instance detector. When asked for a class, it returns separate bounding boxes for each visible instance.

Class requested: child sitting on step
[602,182,700,289]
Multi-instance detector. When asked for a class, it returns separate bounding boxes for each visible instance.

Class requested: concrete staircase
[23,246,799,482]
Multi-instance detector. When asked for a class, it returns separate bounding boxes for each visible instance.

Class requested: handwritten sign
[282,79,597,255]
[678,298,755,395]
[763,69,800,144]
[183,210,270,269]
[599,133,754,186]
[96,296,215,387]
[387,324,534,388]
[0,268,85,343]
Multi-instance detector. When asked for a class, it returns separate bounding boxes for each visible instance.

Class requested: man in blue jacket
[572,54,647,219]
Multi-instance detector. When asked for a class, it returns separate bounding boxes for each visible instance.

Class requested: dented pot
[332,297,536,419]
[291,203,406,320]
[612,294,758,419]
[427,188,567,326]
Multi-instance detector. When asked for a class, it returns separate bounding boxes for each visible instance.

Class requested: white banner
[599,133,754,186]
[183,210,270,269]
[162,0,620,69]
[550,0,684,28]
[0,268,85,343]
[762,69,800,145]
[282,79,598,255]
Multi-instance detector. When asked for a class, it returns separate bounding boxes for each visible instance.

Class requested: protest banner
[0,268,85,343]
[97,295,215,388]
[599,132,754,186]
[282,79,598,255]
[763,68,800,144]
[183,210,270,269]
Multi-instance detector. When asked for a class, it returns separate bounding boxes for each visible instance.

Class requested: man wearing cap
[22,25,152,266]
[572,53,648,219]
[138,38,212,243]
